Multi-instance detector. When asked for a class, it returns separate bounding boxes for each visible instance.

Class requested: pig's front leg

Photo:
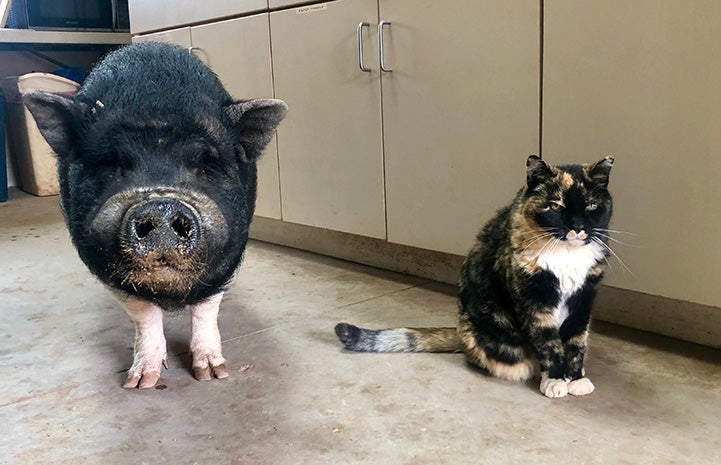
[189,293,229,381]
[122,297,168,389]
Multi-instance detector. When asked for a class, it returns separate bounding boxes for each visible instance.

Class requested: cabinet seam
[267,12,284,220]
[539,0,544,159]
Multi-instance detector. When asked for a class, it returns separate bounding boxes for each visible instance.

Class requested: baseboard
[593,286,720,349]
[250,216,720,349]
[250,216,466,285]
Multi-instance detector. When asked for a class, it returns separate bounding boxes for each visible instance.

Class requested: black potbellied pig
[23,42,287,388]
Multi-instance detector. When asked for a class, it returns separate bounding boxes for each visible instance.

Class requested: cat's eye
[586,203,598,211]
[550,202,564,212]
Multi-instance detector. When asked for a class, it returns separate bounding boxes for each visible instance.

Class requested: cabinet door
[543,0,721,307]
[132,27,191,47]
[270,0,386,238]
[269,0,312,8]
[191,15,281,219]
[380,0,540,254]
[129,0,266,34]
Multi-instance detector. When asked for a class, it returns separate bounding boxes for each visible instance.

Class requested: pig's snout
[124,198,199,261]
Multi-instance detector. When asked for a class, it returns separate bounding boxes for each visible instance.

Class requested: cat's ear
[526,155,554,190]
[588,156,614,188]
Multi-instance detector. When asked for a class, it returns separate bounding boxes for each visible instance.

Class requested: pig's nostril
[126,198,199,255]
[171,216,192,239]
[134,219,155,239]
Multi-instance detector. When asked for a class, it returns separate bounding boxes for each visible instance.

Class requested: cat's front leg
[561,326,595,396]
[524,311,569,398]
[562,329,594,396]
[559,280,600,396]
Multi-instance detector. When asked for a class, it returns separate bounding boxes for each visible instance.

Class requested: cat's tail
[334,323,464,353]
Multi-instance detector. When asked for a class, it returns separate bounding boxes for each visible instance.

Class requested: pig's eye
[192,148,224,177]
[96,153,132,177]
[117,157,133,177]
[201,147,220,163]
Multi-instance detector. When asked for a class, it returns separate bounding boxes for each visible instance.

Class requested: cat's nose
[566,230,588,241]
[571,220,585,232]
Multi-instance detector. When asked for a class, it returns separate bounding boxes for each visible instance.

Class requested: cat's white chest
[535,241,606,326]
[535,241,604,293]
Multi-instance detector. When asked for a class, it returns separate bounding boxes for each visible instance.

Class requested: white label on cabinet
[296,4,327,14]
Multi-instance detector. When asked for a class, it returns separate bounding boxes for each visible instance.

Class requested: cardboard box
[0,90,7,202]
[0,72,79,196]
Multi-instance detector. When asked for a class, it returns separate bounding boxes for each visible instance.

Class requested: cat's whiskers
[592,237,614,271]
[545,237,563,262]
[591,237,613,271]
[517,227,560,241]
[519,226,561,236]
[593,227,637,236]
[519,232,555,255]
[540,227,562,237]
[600,252,613,271]
[592,230,636,247]
[518,227,564,257]
[592,237,635,277]
[532,236,559,262]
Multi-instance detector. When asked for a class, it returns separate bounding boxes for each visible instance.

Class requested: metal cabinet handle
[188,46,209,65]
[378,20,392,72]
[357,22,371,72]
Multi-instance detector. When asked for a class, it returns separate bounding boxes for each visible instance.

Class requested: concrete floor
[1,190,721,465]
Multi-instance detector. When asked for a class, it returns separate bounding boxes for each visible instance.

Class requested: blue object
[52,67,87,85]
[0,90,7,203]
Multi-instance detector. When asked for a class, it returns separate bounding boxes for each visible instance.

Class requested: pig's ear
[23,92,85,158]
[225,99,288,162]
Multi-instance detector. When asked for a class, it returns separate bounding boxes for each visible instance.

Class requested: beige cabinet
[131,27,191,47]
[191,15,281,220]
[269,0,311,8]
[543,0,721,308]
[380,0,540,255]
[129,0,267,34]
[133,15,282,220]
[270,0,386,238]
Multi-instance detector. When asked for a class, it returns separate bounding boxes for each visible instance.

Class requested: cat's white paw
[540,377,569,398]
[567,377,595,396]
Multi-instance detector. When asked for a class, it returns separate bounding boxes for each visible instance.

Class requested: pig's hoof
[192,352,228,381]
[123,357,168,389]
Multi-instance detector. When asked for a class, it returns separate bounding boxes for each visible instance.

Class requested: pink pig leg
[189,293,228,381]
[122,297,168,389]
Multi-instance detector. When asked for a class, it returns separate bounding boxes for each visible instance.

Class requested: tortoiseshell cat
[335,155,615,398]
